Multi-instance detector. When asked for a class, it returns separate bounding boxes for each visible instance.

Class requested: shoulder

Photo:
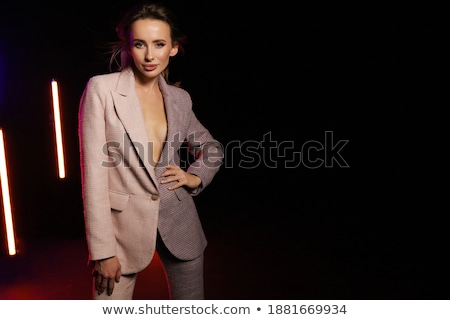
[81,72,124,99]
[168,85,191,101]
[170,86,193,114]
[86,72,120,87]
[160,79,193,110]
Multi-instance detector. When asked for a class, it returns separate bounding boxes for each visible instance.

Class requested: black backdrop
[0,0,447,297]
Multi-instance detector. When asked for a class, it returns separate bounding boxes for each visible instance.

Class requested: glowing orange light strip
[51,79,66,179]
[0,128,17,255]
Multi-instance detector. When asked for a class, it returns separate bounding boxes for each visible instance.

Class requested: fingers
[94,273,118,296]
[165,164,178,170]
[161,165,186,189]
[107,278,115,296]
[94,272,102,291]
[164,178,184,190]
[93,257,122,296]
[161,164,181,178]
[96,275,109,295]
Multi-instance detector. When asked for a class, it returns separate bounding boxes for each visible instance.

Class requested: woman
[78,1,223,300]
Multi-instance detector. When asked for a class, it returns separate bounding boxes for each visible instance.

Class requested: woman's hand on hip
[161,164,201,190]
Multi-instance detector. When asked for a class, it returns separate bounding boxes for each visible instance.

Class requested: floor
[0,235,169,300]
[1,199,448,300]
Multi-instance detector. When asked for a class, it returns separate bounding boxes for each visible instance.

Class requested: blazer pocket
[109,190,130,212]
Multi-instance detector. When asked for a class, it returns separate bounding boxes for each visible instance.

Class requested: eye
[133,41,145,48]
[155,41,166,48]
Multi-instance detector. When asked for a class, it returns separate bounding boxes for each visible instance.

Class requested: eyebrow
[133,38,168,43]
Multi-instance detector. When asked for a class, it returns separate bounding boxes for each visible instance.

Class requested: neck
[135,77,159,94]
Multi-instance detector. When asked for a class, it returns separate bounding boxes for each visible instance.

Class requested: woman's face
[129,18,178,80]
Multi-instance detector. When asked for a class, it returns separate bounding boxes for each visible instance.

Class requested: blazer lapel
[111,68,159,190]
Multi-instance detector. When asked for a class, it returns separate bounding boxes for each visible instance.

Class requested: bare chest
[137,92,167,163]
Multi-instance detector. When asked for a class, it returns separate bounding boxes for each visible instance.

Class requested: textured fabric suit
[78,67,223,277]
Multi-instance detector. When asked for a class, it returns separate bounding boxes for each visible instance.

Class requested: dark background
[0,1,447,298]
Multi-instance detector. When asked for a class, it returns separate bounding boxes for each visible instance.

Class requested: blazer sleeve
[78,76,117,261]
[184,108,224,196]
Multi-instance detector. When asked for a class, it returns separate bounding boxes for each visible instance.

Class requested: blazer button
[151,194,159,201]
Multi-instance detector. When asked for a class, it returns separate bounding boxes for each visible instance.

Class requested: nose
[145,48,154,62]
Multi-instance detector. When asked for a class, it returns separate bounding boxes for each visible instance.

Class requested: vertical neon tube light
[0,128,16,255]
[51,79,65,179]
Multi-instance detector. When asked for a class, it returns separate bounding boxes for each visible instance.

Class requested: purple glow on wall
[0,49,4,113]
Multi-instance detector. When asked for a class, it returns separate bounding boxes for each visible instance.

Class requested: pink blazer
[78,67,223,274]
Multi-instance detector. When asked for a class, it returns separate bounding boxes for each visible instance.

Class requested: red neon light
[0,128,16,255]
[51,79,66,179]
